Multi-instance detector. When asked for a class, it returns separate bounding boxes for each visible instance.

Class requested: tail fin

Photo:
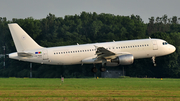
[8,23,43,52]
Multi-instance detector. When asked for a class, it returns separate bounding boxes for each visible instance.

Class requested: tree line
[0,12,180,78]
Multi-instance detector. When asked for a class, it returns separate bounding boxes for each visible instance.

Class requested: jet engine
[105,54,134,66]
[111,54,134,65]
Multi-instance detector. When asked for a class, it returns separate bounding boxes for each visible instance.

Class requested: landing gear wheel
[100,67,106,72]
[91,67,98,73]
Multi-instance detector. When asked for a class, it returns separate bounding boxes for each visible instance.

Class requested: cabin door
[152,41,158,50]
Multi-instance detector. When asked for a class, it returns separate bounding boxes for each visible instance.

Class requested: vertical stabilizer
[8,23,43,52]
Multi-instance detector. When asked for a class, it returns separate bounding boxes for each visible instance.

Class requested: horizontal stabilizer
[18,52,32,57]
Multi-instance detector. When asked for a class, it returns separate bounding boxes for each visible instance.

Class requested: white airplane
[8,23,176,72]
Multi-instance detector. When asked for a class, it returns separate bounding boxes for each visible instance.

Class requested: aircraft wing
[95,47,115,59]
[82,46,131,64]
[95,46,130,60]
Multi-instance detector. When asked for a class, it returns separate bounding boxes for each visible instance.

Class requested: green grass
[0,78,180,100]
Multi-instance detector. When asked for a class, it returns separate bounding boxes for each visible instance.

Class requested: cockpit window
[162,42,168,45]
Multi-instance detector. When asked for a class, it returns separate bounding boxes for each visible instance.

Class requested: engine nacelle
[111,54,134,65]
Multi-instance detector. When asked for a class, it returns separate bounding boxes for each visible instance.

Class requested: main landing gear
[91,67,98,73]
[100,61,106,72]
[91,63,106,73]
[152,56,156,66]
[91,64,98,73]
[100,66,106,72]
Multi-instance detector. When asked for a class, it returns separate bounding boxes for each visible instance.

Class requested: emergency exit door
[43,50,48,60]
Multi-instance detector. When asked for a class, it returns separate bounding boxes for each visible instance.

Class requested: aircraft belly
[131,50,152,59]
[49,54,82,65]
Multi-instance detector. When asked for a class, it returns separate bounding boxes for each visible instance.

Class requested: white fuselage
[9,38,176,65]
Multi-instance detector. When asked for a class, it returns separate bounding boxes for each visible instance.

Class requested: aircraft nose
[170,45,176,53]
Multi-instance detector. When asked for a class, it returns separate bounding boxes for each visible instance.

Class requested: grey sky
[0,0,180,23]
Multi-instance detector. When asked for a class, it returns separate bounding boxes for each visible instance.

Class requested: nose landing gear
[152,56,156,66]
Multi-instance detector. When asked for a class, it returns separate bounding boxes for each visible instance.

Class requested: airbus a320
[8,23,176,72]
